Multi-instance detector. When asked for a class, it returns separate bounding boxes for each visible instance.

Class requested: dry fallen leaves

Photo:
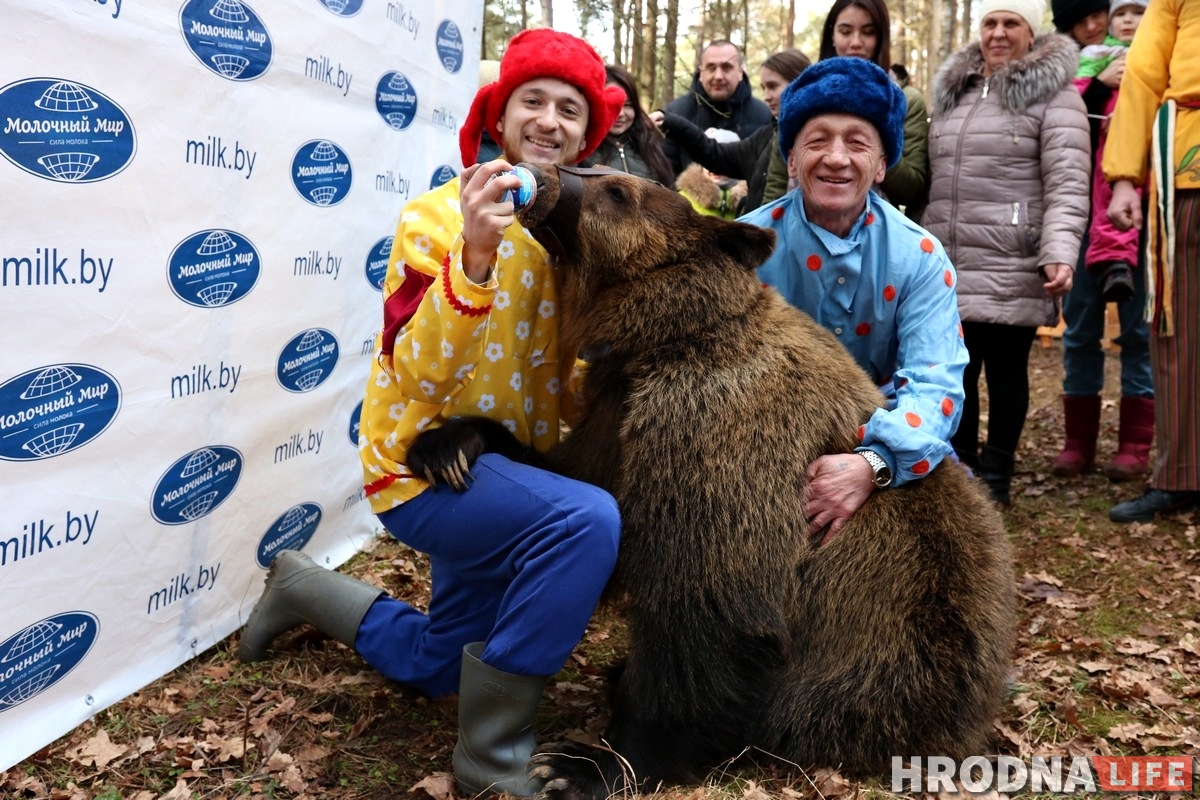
[410,771,457,800]
[64,729,127,771]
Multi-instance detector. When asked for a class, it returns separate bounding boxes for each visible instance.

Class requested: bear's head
[514,163,777,358]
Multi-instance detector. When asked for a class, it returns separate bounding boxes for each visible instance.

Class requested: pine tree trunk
[643,0,659,104]
[660,0,679,107]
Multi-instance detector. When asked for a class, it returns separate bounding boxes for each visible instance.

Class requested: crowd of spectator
[575,0,1195,521]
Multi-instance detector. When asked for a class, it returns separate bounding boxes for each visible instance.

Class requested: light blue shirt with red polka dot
[740,190,968,487]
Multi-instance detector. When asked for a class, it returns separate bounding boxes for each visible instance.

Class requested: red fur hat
[459,28,626,168]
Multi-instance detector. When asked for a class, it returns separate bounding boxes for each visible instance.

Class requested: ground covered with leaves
[5,340,1198,800]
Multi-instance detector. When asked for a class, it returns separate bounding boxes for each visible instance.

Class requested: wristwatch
[859,449,893,488]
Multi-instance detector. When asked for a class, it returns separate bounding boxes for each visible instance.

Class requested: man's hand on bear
[804,454,876,546]
[405,415,534,491]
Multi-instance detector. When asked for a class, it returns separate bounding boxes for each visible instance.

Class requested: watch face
[862,451,891,486]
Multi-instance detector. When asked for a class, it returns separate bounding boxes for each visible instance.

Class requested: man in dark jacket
[661,40,773,176]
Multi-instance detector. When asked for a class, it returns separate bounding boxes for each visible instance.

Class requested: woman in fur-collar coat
[921,0,1090,505]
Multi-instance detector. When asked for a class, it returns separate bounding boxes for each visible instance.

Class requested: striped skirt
[1152,189,1200,491]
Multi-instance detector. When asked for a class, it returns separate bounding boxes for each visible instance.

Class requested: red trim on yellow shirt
[381,264,436,359]
[442,256,492,317]
[364,474,399,495]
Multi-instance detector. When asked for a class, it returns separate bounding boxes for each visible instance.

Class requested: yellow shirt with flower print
[1101,0,1200,190]
[359,177,580,513]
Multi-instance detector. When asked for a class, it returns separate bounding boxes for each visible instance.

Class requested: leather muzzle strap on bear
[524,165,614,264]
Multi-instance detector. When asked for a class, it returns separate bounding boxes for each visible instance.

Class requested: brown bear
[406,164,1015,800]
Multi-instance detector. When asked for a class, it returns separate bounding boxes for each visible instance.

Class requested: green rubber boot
[237,549,382,663]
[452,642,548,797]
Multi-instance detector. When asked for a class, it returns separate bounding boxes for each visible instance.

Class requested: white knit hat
[979,0,1047,34]
[1109,0,1148,15]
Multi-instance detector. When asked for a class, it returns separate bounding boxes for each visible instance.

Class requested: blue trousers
[1062,232,1153,398]
[355,454,620,697]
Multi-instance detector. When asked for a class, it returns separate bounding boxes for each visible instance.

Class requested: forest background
[484,0,988,111]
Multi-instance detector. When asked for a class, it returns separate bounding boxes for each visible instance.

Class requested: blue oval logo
[349,398,363,446]
[179,0,273,82]
[255,502,322,568]
[0,364,121,462]
[0,78,136,183]
[151,445,243,525]
[435,20,465,74]
[291,139,352,206]
[167,229,261,308]
[318,0,363,16]
[430,164,457,190]
[277,328,339,393]
[365,236,392,291]
[434,20,465,74]
[375,71,418,131]
[0,611,99,713]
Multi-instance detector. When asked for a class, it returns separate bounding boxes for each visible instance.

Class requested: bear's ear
[707,218,777,270]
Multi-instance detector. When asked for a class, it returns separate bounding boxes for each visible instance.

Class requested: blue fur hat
[776,56,907,169]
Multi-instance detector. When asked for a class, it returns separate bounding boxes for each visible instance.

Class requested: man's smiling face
[788,113,887,237]
[497,77,589,166]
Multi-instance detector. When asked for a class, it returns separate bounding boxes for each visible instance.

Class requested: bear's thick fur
[407,164,1015,800]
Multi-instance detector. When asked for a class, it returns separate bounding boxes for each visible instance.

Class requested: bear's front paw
[405,417,490,491]
[529,741,625,800]
[406,415,533,491]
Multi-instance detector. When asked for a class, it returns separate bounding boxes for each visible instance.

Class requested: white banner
[0,0,482,769]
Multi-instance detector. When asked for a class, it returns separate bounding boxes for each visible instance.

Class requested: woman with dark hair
[766,0,928,216]
[650,48,811,214]
[818,0,892,65]
[589,64,675,186]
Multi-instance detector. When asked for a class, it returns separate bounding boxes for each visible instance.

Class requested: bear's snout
[515,162,584,263]
[513,162,556,229]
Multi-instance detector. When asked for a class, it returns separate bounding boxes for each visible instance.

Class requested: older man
[740,56,968,540]
[661,39,773,175]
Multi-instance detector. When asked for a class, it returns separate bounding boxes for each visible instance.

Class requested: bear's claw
[529,742,622,800]
[406,415,535,491]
